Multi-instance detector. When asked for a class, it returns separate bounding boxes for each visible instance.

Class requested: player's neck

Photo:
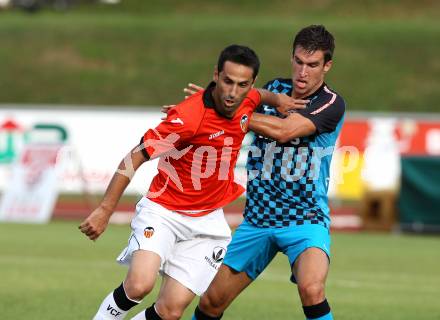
[292,80,325,99]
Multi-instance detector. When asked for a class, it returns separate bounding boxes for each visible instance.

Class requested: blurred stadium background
[0,0,439,319]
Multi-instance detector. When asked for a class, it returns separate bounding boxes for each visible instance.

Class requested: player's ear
[323,60,333,73]
[213,65,219,82]
[251,75,258,87]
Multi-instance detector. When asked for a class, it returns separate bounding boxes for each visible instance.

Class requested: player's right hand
[78,206,112,241]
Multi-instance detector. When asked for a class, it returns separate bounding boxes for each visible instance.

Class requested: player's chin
[221,103,236,113]
[223,99,236,108]
[295,85,308,93]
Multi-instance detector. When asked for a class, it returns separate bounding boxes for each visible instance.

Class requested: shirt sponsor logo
[209,130,225,140]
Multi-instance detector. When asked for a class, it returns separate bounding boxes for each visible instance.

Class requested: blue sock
[307,311,333,320]
[303,299,333,320]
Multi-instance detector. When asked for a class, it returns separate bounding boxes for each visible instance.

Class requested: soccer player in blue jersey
[188,25,345,320]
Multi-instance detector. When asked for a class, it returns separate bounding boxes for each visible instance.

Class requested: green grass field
[1,1,440,112]
[0,221,439,319]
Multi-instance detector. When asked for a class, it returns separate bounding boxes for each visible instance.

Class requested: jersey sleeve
[140,106,199,159]
[297,93,345,134]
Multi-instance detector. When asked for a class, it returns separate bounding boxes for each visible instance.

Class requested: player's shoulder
[167,91,205,127]
[175,91,204,111]
[263,77,292,92]
[313,84,346,112]
[242,88,261,107]
[174,91,206,115]
[323,84,345,103]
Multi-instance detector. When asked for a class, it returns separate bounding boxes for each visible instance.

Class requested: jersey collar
[202,81,217,109]
[303,82,326,100]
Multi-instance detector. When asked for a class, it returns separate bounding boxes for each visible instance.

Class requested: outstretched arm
[79,145,149,241]
[249,112,316,144]
[257,89,308,115]
[250,89,345,144]
[161,84,308,118]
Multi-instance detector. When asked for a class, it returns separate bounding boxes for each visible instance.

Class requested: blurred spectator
[11,0,86,12]
[0,0,11,9]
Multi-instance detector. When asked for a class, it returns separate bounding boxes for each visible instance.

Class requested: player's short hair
[293,25,335,63]
[217,45,260,79]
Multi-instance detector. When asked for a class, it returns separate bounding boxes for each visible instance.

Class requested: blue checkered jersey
[244,78,345,228]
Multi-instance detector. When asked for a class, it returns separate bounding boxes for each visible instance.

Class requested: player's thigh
[222,220,277,280]
[155,274,196,318]
[120,201,179,295]
[163,235,231,297]
[201,264,253,309]
[117,199,177,267]
[276,224,331,283]
[124,250,161,293]
[292,247,329,286]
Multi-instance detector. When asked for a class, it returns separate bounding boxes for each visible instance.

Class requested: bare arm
[257,89,308,115]
[161,85,308,118]
[79,145,149,241]
[249,112,316,144]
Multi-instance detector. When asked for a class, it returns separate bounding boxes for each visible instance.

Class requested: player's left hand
[276,94,309,116]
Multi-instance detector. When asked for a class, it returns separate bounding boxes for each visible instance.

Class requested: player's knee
[155,300,184,320]
[199,290,228,315]
[123,280,154,301]
[298,281,325,305]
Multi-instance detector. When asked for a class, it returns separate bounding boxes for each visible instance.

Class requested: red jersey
[142,82,261,214]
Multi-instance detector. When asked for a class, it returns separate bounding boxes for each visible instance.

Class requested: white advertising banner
[0,108,162,195]
[0,107,208,195]
[0,144,63,223]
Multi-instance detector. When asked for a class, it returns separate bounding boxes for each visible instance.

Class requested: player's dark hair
[217,45,260,79]
[293,25,335,63]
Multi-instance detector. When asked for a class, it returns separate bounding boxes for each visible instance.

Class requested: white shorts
[116,198,231,296]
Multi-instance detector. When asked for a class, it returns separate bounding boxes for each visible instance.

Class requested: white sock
[130,304,160,320]
[93,291,129,320]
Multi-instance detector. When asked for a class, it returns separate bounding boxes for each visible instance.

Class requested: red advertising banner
[334,115,440,200]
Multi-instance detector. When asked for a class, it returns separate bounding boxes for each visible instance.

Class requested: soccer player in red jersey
[184,26,342,320]
[79,45,304,320]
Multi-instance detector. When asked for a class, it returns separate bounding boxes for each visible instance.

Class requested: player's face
[213,61,255,118]
[291,46,332,98]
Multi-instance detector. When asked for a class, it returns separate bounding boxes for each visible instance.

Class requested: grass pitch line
[259,271,440,294]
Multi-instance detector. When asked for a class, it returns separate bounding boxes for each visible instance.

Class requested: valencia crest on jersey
[240,114,249,132]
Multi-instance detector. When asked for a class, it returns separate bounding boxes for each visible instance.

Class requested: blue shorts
[223,220,331,283]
